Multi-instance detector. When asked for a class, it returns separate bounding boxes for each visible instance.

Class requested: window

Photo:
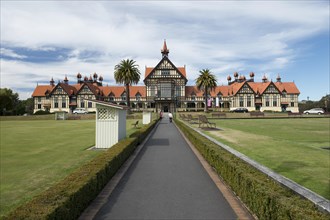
[161,70,170,75]
[175,86,181,97]
[273,95,277,106]
[54,97,58,108]
[38,104,42,109]
[81,101,85,108]
[136,94,141,101]
[121,94,126,101]
[38,97,41,102]
[88,102,92,108]
[265,95,270,107]
[109,96,114,101]
[62,96,66,108]
[239,96,244,107]
[282,92,287,98]
[160,83,172,98]
[150,86,156,96]
[290,94,294,100]
[247,96,251,107]
[291,102,294,107]
[82,86,89,93]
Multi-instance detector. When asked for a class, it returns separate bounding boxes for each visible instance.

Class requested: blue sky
[1,1,329,100]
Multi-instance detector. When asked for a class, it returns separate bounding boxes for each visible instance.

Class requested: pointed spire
[161,39,169,57]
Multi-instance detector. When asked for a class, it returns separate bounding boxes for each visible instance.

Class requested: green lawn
[0,118,144,217]
[196,118,330,199]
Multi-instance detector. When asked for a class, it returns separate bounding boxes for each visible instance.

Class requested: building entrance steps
[80,115,254,220]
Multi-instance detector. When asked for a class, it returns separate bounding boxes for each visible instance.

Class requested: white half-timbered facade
[32,41,300,113]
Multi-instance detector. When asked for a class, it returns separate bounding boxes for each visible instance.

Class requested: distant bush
[175,119,329,220]
[33,110,51,115]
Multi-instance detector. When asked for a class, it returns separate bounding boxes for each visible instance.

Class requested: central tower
[144,40,187,112]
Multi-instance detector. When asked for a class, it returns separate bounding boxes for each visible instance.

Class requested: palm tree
[114,59,141,113]
[196,69,217,112]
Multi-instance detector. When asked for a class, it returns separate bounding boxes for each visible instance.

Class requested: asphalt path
[92,115,238,220]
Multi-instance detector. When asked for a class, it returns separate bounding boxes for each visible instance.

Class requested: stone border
[183,121,330,213]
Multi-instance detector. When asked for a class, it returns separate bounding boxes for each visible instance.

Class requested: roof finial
[161,39,169,57]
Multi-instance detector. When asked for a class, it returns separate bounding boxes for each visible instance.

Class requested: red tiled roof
[211,86,231,97]
[101,85,146,97]
[129,86,146,97]
[145,67,154,78]
[275,82,300,94]
[230,82,245,95]
[32,85,54,97]
[247,82,271,94]
[101,86,125,97]
[185,86,203,96]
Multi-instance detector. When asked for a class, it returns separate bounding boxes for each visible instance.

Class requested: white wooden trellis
[87,100,128,149]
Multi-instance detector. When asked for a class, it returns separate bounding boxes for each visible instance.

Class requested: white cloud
[0,1,329,100]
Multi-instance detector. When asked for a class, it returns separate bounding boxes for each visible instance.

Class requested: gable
[237,83,255,94]
[79,85,93,94]
[263,83,281,94]
[144,56,187,82]
[52,85,68,95]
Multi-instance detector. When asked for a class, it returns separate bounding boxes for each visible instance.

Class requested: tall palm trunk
[126,83,131,113]
[204,86,208,112]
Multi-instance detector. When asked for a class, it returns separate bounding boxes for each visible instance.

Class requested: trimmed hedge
[4,119,158,220]
[175,119,329,220]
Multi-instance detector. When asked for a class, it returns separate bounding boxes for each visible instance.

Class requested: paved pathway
[83,114,243,220]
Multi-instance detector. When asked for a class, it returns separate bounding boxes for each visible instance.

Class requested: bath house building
[32,41,300,113]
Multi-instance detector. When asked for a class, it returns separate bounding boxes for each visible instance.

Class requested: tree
[18,98,34,115]
[114,59,141,113]
[0,88,19,115]
[195,69,217,112]
[319,94,330,112]
[298,94,330,113]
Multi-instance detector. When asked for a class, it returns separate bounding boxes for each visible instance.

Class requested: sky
[1,1,329,101]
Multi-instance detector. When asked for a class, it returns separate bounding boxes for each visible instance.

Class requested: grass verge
[0,118,149,217]
[175,119,329,219]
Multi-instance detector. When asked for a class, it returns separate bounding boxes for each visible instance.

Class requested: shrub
[175,119,329,220]
[33,110,51,115]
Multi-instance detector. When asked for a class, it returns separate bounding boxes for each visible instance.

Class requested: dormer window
[282,91,287,98]
[136,94,141,101]
[121,92,126,101]
[217,92,222,100]
[191,92,196,101]
[109,96,114,101]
